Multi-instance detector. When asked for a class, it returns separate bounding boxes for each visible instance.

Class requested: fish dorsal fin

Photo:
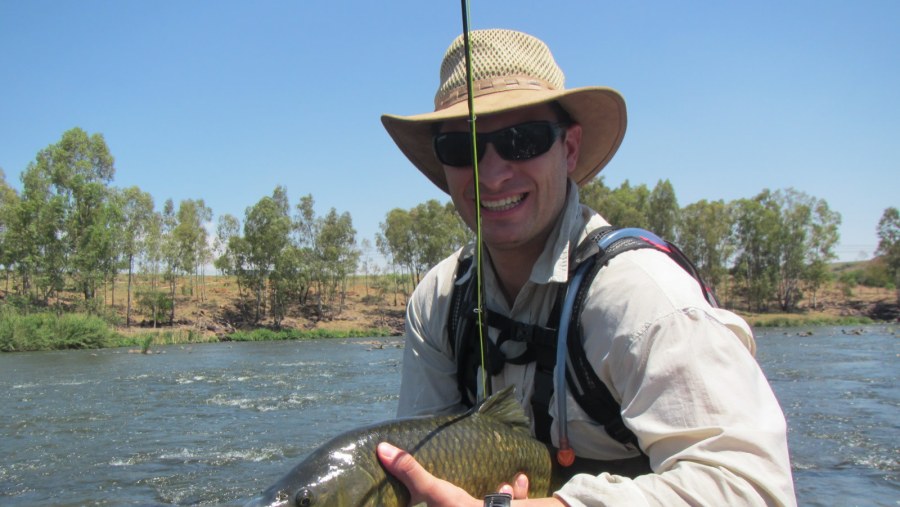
[475,386,531,433]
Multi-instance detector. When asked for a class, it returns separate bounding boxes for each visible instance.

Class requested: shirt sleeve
[395,255,465,417]
[555,250,796,506]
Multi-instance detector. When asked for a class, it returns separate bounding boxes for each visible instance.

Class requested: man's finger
[512,473,530,499]
[377,442,432,503]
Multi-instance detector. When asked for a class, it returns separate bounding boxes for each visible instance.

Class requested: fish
[244,386,553,507]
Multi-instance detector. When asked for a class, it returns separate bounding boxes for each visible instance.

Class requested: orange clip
[557,447,575,467]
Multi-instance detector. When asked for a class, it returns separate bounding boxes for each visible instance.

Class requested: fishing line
[458,0,490,401]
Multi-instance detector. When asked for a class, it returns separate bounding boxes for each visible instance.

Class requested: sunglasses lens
[434,133,475,167]
[494,123,556,161]
[434,122,562,167]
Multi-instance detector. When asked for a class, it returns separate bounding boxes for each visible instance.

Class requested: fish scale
[246,387,553,507]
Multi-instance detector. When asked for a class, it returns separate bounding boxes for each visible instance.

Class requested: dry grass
[98,274,406,341]
[12,271,897,344]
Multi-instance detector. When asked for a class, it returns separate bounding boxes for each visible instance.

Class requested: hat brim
[381,86,626,193]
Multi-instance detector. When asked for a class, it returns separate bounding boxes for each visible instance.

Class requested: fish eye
[295,487,314,507]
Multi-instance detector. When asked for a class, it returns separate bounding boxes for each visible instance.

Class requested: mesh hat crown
[382,29,627,193]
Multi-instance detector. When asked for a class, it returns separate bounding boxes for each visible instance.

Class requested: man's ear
[564,124,583,175]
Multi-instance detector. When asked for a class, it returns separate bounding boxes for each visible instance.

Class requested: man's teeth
[481,194,524,211]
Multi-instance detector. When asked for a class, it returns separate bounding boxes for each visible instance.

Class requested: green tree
[0,169,21,292]
[14,128,116,305]
[140,211,164,292]
[16,156,63,302]
[378,200,468,289]
[243,188,292,322]
[213,213,241,276]
[269,244,310,327]
[295,194,359,314]
[45,128,115,301]
[876,207,900,302]
[732,193,781,311]
[171,199,212,302]
[378,208,417,290]
[648,179,679,240]
[160,200,177,323]
[295,194,326,310]
[118,187,155,326]
[771,189,841,312]
[804,197,841,308]
[773,189,811,312]
[582,179,650,228]
[412,200,470,272]
[318,208,359,312]
[677,199,735,298]
[579,177,611,215]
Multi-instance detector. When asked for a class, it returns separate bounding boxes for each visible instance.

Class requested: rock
[869,301,900,322]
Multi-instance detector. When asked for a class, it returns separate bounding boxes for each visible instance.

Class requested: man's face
[439,104,582,256]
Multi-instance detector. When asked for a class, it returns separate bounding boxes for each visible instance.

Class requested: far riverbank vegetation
[1,128,898,352]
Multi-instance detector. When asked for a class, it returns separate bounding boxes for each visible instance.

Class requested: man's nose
[476,144,514,189]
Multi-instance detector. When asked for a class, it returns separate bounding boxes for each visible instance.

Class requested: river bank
[1,275,896,352]
[116,277,893,343]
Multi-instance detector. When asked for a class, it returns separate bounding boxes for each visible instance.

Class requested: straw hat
[381,29,627,194]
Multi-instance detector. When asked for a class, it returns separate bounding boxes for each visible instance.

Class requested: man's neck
[486,240,545,306]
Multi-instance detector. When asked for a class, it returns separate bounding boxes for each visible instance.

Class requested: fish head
[244,468,383,507]
[245,439,392,507]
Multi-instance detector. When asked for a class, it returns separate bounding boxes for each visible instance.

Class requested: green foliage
[377,200,469,288]
[0,308,117,351]
[648,179,680,240]
[73,297,123,326]
[581,178,651,229]
[582,180,844,313]
[748,314,872,328]
[876,207,900,302]
[136,289,173,324]
[226,327,393,341]
[677,199,735,293]
[837,259,894,289]
[213,190,360,324]
[729,189,841,312]
[0,127,875,343]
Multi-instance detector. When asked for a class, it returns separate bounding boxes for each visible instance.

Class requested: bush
[226,327,393,341]
[136,290,173,324]
[0,308,117,351]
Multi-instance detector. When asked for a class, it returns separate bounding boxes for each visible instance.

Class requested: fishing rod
[454,4,576,469]
[457,0,490,401]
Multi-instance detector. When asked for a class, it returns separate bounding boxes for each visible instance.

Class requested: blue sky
[1,1,897,264]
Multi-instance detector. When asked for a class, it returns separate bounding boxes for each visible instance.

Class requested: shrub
[0,309,116,351]
[136,290,173,324]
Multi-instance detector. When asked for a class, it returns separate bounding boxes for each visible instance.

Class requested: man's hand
[377,442,482,507]
[377,442,564,507]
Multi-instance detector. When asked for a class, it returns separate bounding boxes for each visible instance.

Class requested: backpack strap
[551,227,719,449]
[448,227,718,451]
[448,253,562,409]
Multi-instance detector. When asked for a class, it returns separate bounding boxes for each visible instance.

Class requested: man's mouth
[480,193,526,212]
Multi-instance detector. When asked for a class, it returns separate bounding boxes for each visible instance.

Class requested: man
[377,29,796,506]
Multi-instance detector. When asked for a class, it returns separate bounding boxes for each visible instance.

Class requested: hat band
[434,75,557,111]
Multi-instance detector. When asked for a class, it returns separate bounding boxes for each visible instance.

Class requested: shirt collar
[528,179,587,285]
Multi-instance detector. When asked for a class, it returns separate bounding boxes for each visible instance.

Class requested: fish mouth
[481,193,526,212]
[242,488,290,507]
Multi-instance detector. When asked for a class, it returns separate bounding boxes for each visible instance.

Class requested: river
[0,326,897,506]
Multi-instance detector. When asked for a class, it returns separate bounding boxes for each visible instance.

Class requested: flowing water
[1,327,897,506]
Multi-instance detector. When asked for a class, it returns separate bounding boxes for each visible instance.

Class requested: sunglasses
[433,121,567,168]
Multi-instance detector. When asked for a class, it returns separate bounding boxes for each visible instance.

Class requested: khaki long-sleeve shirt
[397,182,796,506]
